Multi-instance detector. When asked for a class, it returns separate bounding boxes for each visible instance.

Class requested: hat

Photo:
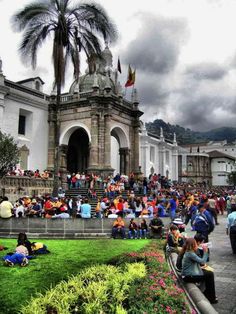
[31,199,37,203]
[173,217,184,225]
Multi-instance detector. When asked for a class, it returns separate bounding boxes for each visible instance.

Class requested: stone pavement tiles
[186,215,236,314]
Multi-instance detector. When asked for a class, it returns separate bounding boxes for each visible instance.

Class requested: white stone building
[208,150,236,186]
[182,141,236,159]
[139,124,179,180]
[0,64,49,172]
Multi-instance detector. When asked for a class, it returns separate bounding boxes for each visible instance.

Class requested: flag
[117,57,121,73]
[125,65,135,87]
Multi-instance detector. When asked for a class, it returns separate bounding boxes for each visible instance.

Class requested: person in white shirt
[0,197,13,218]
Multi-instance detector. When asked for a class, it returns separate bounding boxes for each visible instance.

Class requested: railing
[0,176,53,188]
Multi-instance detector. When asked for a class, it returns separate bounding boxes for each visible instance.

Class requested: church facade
[0,47,179,184]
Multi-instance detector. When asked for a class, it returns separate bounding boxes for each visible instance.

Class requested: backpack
[193,213,214,234]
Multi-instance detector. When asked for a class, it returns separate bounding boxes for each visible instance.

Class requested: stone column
[172,148,179,181]
[124,148,130,175]
[98,111,105,166]
[0,94,5,129]
[159,143,166,177]
[59,144,68,188]
[0,71,8,129]
[119,148,126,175]
[104,113,111,167]
[140,140,149,177]
[47,102,56,170]
[133,121,140,174]
[88,112,99,170]
[119,147,130,175]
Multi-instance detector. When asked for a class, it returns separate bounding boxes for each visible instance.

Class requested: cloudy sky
[0,0,236,132]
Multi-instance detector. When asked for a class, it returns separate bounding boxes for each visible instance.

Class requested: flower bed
[20,241,190,314]
[112,242,191,314]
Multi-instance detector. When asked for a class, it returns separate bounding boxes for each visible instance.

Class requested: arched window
[187,162,193,172]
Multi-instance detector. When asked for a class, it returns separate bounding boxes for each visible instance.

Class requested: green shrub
[20,263,146,314]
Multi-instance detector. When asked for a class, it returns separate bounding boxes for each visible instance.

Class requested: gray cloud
[132,58,236,131]
[121,13,188,74]
[118,12,236,132]
[185,62,228,81]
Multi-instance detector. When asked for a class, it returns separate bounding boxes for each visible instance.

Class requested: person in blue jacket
[193,205,214,243]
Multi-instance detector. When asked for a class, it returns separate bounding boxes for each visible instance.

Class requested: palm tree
[12,0,117,195]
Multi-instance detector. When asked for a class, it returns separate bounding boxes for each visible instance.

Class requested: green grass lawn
[0,238,149,314]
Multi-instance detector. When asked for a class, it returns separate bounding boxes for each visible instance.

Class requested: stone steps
[0,232,110,239]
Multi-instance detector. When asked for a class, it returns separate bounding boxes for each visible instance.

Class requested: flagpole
[132,68,136,94]
[115,69,118,94]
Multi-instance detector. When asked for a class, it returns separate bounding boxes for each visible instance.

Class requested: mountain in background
[145,119,236,145]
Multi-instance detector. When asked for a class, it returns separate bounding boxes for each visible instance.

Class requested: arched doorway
[111,135,120,175]
[111,127,129,175]
[67,128,89,174]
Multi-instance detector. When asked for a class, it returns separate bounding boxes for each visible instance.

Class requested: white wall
[2,97,48,171]
[211,157,235,186]
[139,132,178,180]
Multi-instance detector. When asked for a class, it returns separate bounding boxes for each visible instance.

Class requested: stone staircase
[65,187,105,215]
[65,187,150,216]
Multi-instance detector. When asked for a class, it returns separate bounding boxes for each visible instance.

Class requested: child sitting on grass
[31,242,50,254]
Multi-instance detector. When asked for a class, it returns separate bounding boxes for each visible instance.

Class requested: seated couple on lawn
[2,232,50,267]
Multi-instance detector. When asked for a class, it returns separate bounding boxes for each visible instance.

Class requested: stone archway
[67,128,90,174]
[59,124,91,175]
[111,126,129,175]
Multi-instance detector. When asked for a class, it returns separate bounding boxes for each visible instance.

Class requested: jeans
[128,230,138,239]
[112,227,126,239]
[143,186,147,195]
[3,253,25,265]
[139,229,147,238]
[169,211,176,221]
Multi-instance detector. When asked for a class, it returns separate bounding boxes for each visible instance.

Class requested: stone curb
[168,252,218,314]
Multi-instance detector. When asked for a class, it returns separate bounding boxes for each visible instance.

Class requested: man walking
[226,207,236,254]
[193,205,215,243]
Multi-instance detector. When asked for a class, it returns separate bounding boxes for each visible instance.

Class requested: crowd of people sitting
[6,166,52,179]
[111,214,165,239]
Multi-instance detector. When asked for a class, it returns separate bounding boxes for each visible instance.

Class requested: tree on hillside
[12,0,117,195]
[0,131,19,179]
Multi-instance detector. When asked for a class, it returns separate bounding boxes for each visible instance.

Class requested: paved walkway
[185,215,236,314]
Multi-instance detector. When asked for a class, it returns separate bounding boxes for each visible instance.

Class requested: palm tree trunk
[52,84,61,196]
